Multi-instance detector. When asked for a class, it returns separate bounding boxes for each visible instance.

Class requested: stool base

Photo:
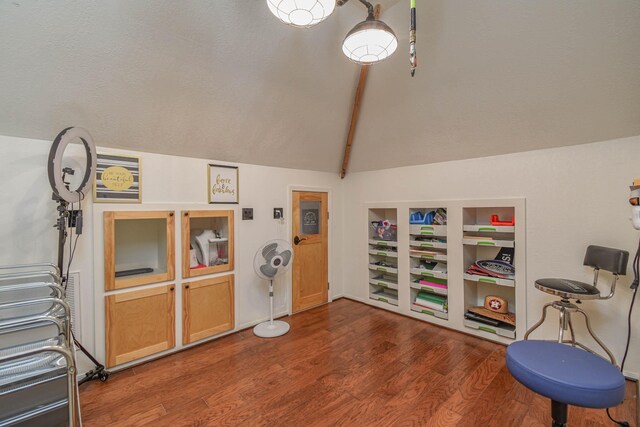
[551,400,568,427]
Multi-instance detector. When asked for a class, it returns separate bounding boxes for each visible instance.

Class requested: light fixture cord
[358,0,374,17]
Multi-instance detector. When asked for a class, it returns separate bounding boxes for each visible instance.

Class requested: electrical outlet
[274,208,283,219]
[242,208,253,220]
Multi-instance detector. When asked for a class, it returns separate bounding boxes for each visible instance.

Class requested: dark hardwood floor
[80,299,637,426]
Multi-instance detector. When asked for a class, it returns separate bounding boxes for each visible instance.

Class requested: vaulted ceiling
[1,1,639,172]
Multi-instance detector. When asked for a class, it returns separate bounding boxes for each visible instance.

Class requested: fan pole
[269,280,274,325]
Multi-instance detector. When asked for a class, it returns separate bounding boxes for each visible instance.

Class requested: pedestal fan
[253,239,293,338]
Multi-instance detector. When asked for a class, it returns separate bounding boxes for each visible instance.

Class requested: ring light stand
[48,127,109,384]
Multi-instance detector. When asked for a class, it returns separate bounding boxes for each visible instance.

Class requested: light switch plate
[242,208,253,220]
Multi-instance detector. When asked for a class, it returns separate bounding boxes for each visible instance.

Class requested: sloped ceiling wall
[0,1,638,172]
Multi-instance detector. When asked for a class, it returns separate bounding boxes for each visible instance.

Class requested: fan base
[253,320,290,338]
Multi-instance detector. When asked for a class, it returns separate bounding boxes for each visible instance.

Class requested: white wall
[3,133,640,379]
[0,135,344,372]
[342,136,640,378]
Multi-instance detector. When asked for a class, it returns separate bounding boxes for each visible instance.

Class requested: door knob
[294,236,307,245]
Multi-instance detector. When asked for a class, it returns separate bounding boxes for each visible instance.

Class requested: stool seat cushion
[535,278,600,299]
[506,340,625,408]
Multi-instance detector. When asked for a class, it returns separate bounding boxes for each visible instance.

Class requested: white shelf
[369,277,398,290]
[409,268,448,280]
[463,318,515,339]
[409,253,447,262]
[464,273,514,288]
[411,304,449,320]
[409,240,447,249]
[368,249,398,258]
[368,239,398,248]
[463,225,514,233]
[462,238,514,248]
[368,264,398,275]
[370,290,398,306]
[410,282,448,296]
[409,224,447,236]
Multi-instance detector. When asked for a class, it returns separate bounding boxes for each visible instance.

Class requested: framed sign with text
[94,153,141,203]
[208,164,239,204]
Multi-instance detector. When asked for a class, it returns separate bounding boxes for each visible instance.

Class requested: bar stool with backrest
[507,245,629,426]
[524,245,629,363]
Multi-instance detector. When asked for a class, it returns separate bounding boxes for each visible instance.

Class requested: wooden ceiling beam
[340,4,381,179]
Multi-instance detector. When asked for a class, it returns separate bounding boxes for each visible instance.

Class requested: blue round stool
[506,340,626,426]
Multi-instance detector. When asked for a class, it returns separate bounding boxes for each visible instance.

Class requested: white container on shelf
[368,239,398,248]
[464,273,515,288]
[368,264,398,275]
[409,240,447,249]
[369,277,398,290]
[409,268,448,280]
[409,282,448,296]
[463,225,515,233]
[368,249,398,258]
[463,318,515,339]
[409,253,448,262]
[462,238,514,248]
[370,290,398,306]
[411,304,449,319]
[409,224,447,236]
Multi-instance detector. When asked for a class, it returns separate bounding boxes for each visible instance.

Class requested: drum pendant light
[342,12,397,64]
[266,0,397,65]
[266,0,336,28]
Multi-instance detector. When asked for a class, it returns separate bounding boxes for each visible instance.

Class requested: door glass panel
[300,201,321,235]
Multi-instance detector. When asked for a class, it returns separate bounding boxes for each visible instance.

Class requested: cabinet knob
[184,212,189,217]
[170,287,174,291]
[185,285,190,289]
[169,212,174,217]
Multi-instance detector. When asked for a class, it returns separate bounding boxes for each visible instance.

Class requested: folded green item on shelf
[416,291,446,304]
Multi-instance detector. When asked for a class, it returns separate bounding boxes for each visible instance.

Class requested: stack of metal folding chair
[0,263,79,427]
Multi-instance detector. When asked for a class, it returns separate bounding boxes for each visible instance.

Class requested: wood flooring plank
[79,299,638,427]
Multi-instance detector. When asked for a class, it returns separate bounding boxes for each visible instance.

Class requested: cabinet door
[106,285,175,367]
[182,274,234,344]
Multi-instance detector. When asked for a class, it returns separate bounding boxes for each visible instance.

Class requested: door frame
[287,186,333,315]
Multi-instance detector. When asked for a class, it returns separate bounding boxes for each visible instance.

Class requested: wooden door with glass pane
[292,191,328,313]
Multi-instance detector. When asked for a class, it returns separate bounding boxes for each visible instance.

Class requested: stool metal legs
[525,299,616,365]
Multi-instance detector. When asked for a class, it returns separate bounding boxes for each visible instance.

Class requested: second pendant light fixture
[266,0,398,65]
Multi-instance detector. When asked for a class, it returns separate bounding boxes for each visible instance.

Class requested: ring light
[47,127,97,203]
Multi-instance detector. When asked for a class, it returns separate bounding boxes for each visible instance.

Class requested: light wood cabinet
[104,210,176,290]
[105,285,176,368]
[181,210,234,278]
[182,274,234,345]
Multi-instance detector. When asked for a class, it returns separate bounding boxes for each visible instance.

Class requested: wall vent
[65,271,82,338]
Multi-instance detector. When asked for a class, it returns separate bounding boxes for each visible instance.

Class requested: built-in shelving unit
[408,208,448,321]
[462,206,517,340]
[360,198,525,346]
[368,208,398,306]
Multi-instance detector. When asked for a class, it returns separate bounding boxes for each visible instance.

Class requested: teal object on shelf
[410,211,435,224]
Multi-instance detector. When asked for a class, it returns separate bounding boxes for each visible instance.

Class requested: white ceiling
[0,1,638,173]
